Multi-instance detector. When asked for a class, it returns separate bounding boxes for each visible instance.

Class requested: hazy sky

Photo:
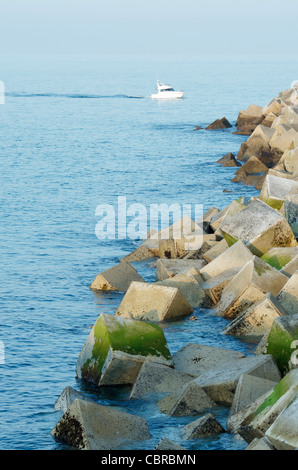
[1,0,298,55]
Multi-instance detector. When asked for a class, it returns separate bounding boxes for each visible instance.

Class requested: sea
[0,54,296,450]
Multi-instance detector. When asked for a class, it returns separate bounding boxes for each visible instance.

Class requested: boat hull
[151,91,184,100]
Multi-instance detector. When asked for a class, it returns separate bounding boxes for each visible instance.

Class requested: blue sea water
[0,54,296,450]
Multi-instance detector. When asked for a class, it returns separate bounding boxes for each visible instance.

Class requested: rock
[54,387,93,413]
[265,395,298,450]
[200,240,254,281]
[129,359,193,400]
[193,354,281,405]
[231,156,268,187]
[201,267,240,304]
[238,369,298,443]
[155,259,206,281]
[115,281,193,322]
[217,152,242,167]
[259,174,298,210]
[261,246,298,270]
[247,125,275,155]
[206,117,232,130]
[285,193,298,238]
[51,398,150,450]
[90,261,145,292]
[157,380,216,417]
[220,198,297,257]
[229,374,278,417]
[216,256,288,319]
[276,271,298,316]
[76,313,172,386]
[172,343,245,378]
[155,438,186,450]
[245,437,274,450]
[202,238,229,263]
[265,313,298,375]
[236,105,264,132]
[183,413,225,439]
[223,293,286,337]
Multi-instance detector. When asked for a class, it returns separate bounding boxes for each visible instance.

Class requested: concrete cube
[51,399,150,450]
[90,261,145,292]
[115,281,193,322]
[183,413,225,440]
[76,313,172,386]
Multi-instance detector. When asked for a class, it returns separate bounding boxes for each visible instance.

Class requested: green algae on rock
[76,313,173,386]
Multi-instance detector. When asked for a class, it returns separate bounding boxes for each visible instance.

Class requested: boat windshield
[161,87,174,92]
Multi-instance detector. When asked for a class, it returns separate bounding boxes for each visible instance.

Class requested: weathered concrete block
[259,174,298,210]
[238,369,298,443]
[201,267,240,304]
[196,206,219,233]
[54,386,93,413]
[281,145,298,173]
[155,273,208,309]
[206,116,232,130]
[265,313,298,375]
[265,395,298,450]
[216,256,288,319]
[157,380,216,417]
[262,98,283,117]
[51,399,151,450]
[261,246,298,270]
[220,199,297,257]
[276,271,298,316]
[193,355,281,406]
[229,374,278,417]
[223,293,286,338]
[155,438,186,450]
[183,413,225,440]
[115,281,193,322]
[202,238,229,263]
[285,193,298,238]
[155,259,206,281]
[236,104,264,132]
[121,243,156,262]
[172,343,245,378]
[200,240,253,281]
[129,360,193,400]
[281,254,298,276]
[90,261,145,292]
[210,200,245,232]
[216,152,241,167]
[270,128,298,159]
[245,437,274,450]
[76,313,172,386]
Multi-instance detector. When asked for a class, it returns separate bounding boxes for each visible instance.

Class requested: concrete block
[129,360,193,400]
[261,246,298,270]
[201,267,240,304]
[202,238,229,263]
[156,259,206,281]
[115,281,193,322]
[90,261,145,292]
[76,313,172,386]
[265,313,298,375]
[276,271,298,316]
[54,386,93,413]
[193,355,281,406]
[51,399,150,450]
[223,293,286,338]
[245,437,274,450]
[157,380,216,417]
[265,395,298,450]
[285,193,298,238]
[172,343,245,378]
[183,413,225,440]
[220,199,297,257]
[259,174,298,210]
[200,240,254,281]
[155,439,186,450]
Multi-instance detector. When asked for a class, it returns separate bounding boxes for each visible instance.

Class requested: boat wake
[7,92,145,100]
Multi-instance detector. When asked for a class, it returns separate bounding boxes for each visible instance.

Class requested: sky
[0,0,298,55]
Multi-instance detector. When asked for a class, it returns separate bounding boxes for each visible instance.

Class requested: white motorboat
[151,80,184,100]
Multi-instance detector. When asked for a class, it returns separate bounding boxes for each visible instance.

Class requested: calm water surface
[0,54,296,450]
